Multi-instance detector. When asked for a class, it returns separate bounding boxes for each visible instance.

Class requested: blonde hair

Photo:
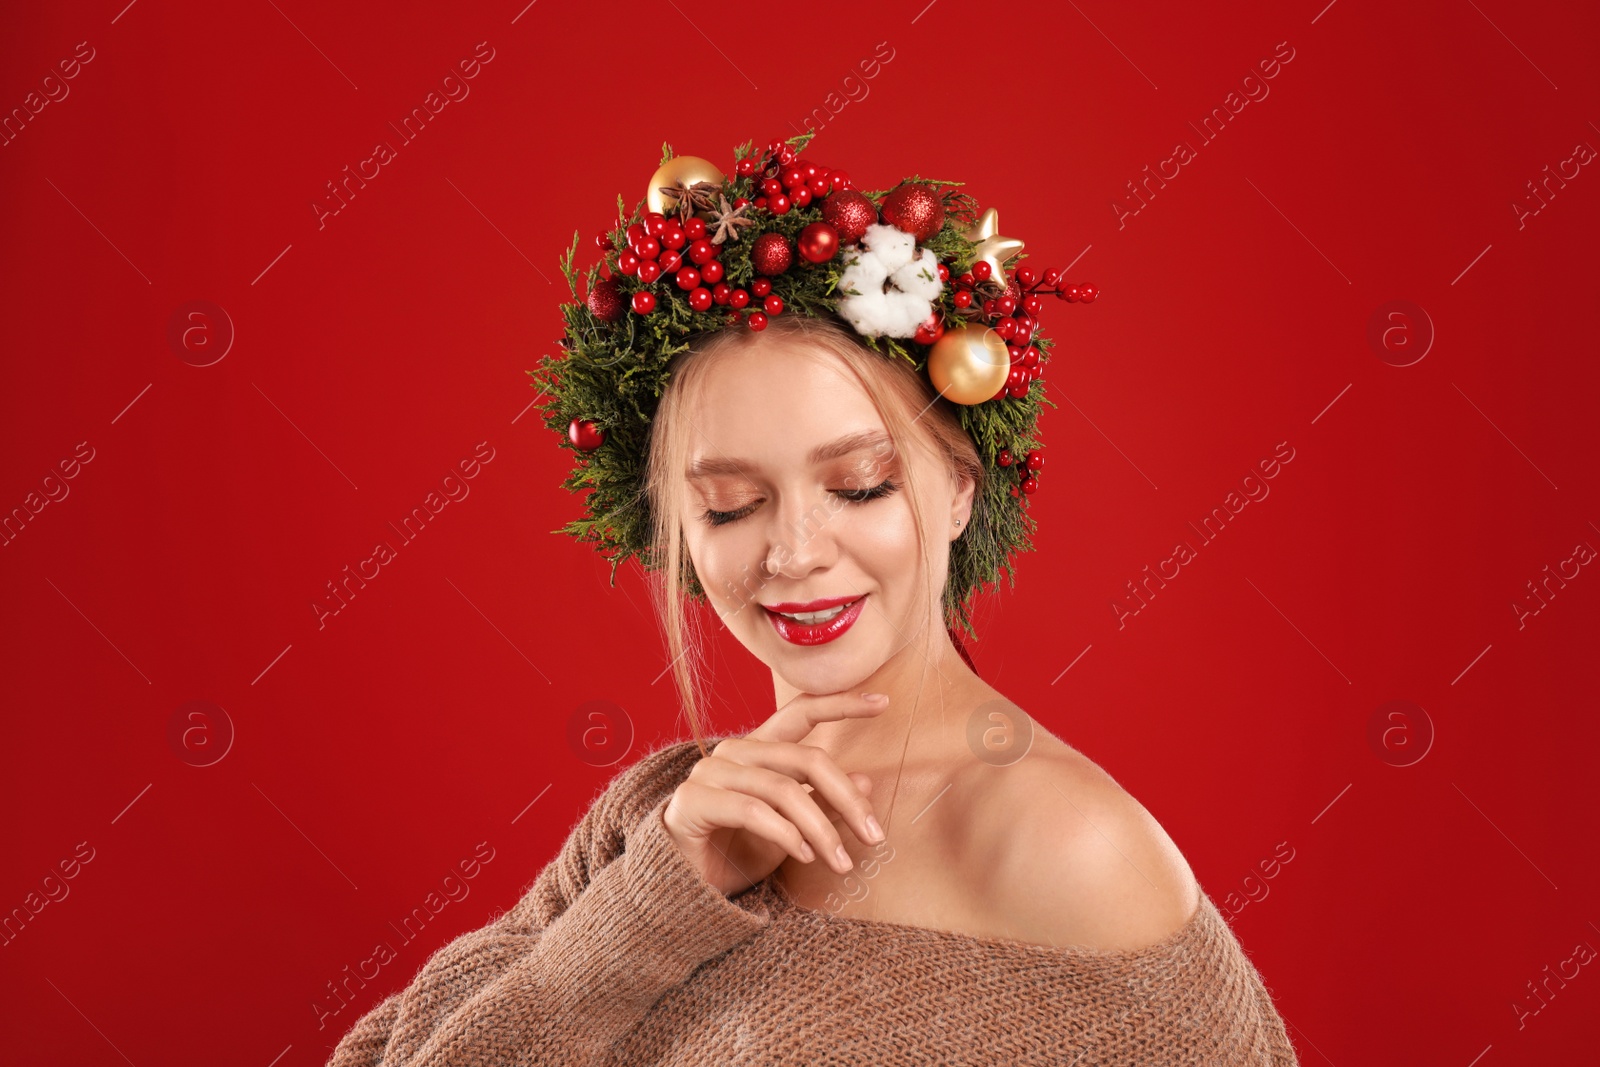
[644,313,987,753]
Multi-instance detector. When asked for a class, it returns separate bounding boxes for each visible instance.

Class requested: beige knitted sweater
[325,734,1300,1065]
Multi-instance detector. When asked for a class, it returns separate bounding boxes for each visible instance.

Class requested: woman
[325,134,1299,1065]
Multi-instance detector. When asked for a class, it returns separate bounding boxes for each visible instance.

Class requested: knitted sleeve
[323,736,770,1067]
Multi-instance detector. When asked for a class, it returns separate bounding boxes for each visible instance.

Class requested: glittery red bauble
[751,232,794,276]
[586,277,625,322]
[820,189,877,245]
[568,418,605,451]
[797,222,839,264]
[880,182,945,242]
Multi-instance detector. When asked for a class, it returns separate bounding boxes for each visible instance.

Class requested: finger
[672,779,816,867]
[746,690,890,746]
[698,744,883,864]
[710,739,880,847]
[690,758,860,873]
[800,772,873,826]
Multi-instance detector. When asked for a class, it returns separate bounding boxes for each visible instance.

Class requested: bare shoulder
[956,728,1201,953]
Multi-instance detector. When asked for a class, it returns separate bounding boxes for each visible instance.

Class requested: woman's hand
[661,691,890,898]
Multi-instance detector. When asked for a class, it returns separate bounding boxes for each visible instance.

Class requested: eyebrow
[686,428,893,480]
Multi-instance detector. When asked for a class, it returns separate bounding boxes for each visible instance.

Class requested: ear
[950,469,977,538]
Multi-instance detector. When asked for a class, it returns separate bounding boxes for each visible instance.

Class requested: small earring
[953,518,962,528]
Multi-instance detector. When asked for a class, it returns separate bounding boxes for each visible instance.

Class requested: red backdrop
[3,1,1596,1062]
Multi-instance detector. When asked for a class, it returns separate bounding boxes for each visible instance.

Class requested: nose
[760,490,840,581]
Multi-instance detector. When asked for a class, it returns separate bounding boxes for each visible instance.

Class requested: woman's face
[679,333,975,697]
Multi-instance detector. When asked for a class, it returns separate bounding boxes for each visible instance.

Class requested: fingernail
[865,815,884,843]
[800,841,815,862]
[863,692,888,702]
[835,844,853,870]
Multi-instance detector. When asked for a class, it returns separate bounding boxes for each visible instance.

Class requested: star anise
[707,194,756,246]
[657,179,723,225]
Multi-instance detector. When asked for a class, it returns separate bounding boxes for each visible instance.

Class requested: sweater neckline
[756,865,1215,961]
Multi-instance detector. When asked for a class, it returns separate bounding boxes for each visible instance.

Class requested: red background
[3,1,1597,1063]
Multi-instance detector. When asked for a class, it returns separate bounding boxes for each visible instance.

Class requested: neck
[770,621,993,770]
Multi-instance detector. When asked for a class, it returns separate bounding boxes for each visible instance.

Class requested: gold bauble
[926,324,1011,405]
[645,155,725,216]
[962,207,1025,282]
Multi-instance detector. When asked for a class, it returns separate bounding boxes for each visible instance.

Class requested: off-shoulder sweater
[325,734,1300,1066]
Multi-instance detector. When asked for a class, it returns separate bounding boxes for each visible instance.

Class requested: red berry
[953,290,972,308]
[808,177,831,198]
[636,261,661,283]
[626,223,647,246]
[790,186,812,208]
[1020,476,1038,495]
[998,448,1013,466]
[736,158,756,176]
[712,281,731,305]
[1021,347,1039,368]
[645,216,668,237]
[676,267,700,290]
[754,196,769,208]
[616,250,640,275]
[1080,285,1098,302]
[997,296,1017,316]
[829,170,851,192]
[751,277,772,296]
[658,250,683,274]
[688,239,716,265]
[1024,296,1044,316]
[1042,268,1061,286]
[782,167,806,189]
[634,237,660,260]
[1015,266,1038,287]
[1009,484,1020,498]
[729,288,750,309]
[699,259,724,284]
[661,227,686,250]
[1026,451,1044,470]
[937,263,950,281]
[688,287,713,312]
[685,218,706,239]
[734,197,751,209]
[631,291,656,314]
[769,194,792,215]
[595,231,613,251]
[748,311,769,331]
[971,261,993,282]
[762,178,783,197]
[764,294,784,315]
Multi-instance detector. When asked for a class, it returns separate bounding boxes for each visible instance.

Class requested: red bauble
[821,189,877,245]
[797,222,839,264]
[751,232,794,276]
[880,182,945,242]
[586,278,625,322]
[568,418,605,451]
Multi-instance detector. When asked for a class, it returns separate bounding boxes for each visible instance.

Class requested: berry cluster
[997,445,1046,497]
[949,262,1100,402]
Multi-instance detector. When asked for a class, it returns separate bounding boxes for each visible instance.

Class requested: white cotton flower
[834,222,944,338]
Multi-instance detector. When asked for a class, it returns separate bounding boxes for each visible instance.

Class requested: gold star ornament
[962,208,1025,282]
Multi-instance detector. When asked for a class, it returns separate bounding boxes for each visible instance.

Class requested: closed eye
[701,478,901,528]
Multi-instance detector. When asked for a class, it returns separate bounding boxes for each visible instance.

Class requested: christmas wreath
[529,131,1097,638]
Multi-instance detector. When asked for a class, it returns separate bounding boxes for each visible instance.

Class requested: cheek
[849,496,923,579]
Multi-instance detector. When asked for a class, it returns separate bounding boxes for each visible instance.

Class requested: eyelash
[700,478,902,528]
